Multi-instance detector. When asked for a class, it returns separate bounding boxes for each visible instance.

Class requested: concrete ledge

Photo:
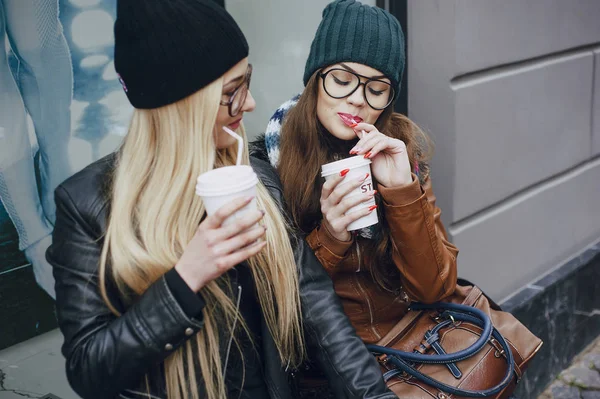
[501,241,600,398]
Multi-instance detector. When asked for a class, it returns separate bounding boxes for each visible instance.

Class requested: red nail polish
[340,169,350,177]
[368,205,378,212]
[372,190,378,195]
[364,152,372,159]
[365,173,370,179]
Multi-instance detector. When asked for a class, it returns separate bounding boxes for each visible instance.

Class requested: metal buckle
[377,354,389,365]
[490,338,506,358]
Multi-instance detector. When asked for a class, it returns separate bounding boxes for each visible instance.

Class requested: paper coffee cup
[321,155,378,231]
[196,165,259,226]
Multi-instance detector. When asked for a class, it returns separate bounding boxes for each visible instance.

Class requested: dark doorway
[377,0,408,115]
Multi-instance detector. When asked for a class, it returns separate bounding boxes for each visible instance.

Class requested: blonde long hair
[99,77,305,399]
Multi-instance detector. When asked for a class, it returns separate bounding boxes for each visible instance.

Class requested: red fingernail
[340,169,350,177]
[372,190,378,196]
[365,173,370,179]
[368,205,378,212]
[349,149,357,155]
[364,152,372,159]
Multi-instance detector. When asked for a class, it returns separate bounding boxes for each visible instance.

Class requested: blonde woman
[47,1,395,399]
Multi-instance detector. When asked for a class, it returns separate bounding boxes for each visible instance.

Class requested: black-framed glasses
[220,63,253,117]
[319,68,395,110]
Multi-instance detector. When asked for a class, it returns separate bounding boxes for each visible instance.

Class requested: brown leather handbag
[366,279,543,399]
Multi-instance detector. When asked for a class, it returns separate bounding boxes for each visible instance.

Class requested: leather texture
[47,153,396,399]
[375,283,543,399]
[305,175,459,344]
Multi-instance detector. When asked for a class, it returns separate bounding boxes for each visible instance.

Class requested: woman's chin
[330,129,358,141]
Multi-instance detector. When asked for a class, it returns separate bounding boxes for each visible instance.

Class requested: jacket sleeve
[253,159,395,399]
[304,224,353,274]
[294,235,396,398]
[47,185,205,399]
[378,174,458,303]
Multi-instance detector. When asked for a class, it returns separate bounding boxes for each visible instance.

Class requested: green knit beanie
[304,0,405,96]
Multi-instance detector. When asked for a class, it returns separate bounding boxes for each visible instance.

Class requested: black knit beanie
[114,0,249,109]
[304,0,405,95]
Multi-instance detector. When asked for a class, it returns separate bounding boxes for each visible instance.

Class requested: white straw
[223,126,243,166]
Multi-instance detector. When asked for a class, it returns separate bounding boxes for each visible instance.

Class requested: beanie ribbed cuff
[304,0,405,96]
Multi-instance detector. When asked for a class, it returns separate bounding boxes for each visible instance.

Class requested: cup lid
[196,165,258,196]
[321,155,372,177]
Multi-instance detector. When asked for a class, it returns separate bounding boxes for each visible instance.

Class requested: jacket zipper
[353,241,381,341]
[355,232,362,272]
[223,269,242,381]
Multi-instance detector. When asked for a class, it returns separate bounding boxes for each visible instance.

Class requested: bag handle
[379,325,514,397]
[367,302,516,398]
[367,302,493,363]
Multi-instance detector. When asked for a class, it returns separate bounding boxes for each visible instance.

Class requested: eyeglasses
[220,64,253,117]
[319,68,395,110]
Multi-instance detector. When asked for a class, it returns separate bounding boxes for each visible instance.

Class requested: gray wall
[227,0,376,137]
[408,0,600,301]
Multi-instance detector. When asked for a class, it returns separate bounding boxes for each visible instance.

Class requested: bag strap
[378,281,483,348]
[458,278,502,311]
[462,283,483,307]
[374,302,493,363]
[382,325,515,397]
[377,309,422,347]
[367,302,516,397]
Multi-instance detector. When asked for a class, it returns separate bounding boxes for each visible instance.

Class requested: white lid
[196,165,258,196]
[321,155,372,177]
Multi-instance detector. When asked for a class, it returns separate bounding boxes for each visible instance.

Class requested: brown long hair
[278,71,432,292]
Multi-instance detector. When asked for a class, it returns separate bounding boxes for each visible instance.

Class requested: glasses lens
[323,69,359,98]
[230,85,248,117]
[365,80,394,109]
[229,67,252,117]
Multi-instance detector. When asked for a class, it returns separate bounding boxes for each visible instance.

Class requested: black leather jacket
[47,153,395,399]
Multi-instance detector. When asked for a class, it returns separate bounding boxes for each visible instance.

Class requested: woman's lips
[228,118,242,129]
[338,113,363,127]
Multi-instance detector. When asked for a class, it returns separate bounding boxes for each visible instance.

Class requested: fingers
[328,173,370,206]
[215,241,268,272]
[212,225,267,256]
[340,203,377,227]
[321,172,348,201]
[203,196,254,229]
[209,209,265,242]
[351,132,387,157]
[326,190,375,231]
[364,136,394,159]
[338,191,376,213]
[353,122,378,134]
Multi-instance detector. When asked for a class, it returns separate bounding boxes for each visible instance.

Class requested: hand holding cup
[320,156,379,241]
[175,196,266,292]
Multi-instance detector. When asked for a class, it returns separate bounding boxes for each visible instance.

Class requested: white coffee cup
[196,165,259,226]
[321,155,378,231]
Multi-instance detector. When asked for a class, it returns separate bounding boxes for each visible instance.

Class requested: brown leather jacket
[305,174,458,344]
